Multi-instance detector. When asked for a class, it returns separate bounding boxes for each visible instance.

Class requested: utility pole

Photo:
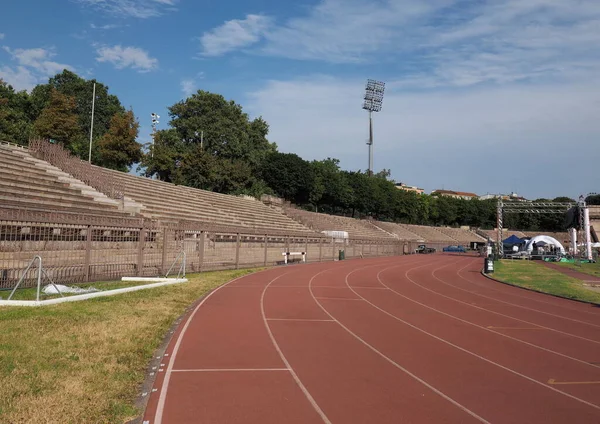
[88,82,96,163]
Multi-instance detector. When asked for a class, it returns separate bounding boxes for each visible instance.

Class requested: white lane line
[357,262,600,410]
[375,265,600,371]
[454,259,600,317]
[267,318,336,322]
[261,272,332,424]
[153,268,281,424]
[436,261,600,329]
[314,297,363,301]
[308,265,490,424]
[420,261,600,345]
[171,368,290,372]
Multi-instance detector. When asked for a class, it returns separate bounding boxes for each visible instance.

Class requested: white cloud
[0,33,4,40]
[0,66,38,92]
[246,75,600,199]
[180,78,196,97]
[90,23,119,30]
[199,14,271,56]
[95,45,158,72]
[232,0,600,89]
[74,0,178,18]
[0,46,73,91]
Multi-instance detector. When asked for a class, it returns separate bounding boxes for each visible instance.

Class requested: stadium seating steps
[1,141,579,244]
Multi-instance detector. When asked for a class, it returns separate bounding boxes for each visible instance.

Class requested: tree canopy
[0,70,142,170]
[0,73,585,233]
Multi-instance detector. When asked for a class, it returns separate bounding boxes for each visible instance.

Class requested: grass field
[553,260,600,278]
[494,260,600,304]
[0,268,262,423]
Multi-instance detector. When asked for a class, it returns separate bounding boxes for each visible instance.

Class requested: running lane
[143,255,600,424]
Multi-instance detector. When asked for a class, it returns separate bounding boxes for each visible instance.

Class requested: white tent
[525,235,566,254]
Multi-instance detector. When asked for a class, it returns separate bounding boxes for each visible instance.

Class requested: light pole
[362,79,385,176]
[151,112,160,159]
[88,82,96,163]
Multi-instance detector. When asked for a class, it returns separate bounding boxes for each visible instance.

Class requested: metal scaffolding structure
[496,200,576,258]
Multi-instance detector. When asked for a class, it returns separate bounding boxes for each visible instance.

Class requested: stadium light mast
[362,79,385,176]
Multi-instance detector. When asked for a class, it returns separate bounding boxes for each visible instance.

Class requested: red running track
[142,254,600,424]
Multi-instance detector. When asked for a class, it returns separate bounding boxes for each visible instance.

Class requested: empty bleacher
[93,166,315,235]
[372,221,422,240]
[436,227,486,243]
[400,225,457,242]
[0,143,132,219]
[282,208,393,239]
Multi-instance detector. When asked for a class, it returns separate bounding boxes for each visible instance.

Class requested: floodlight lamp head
[363,79,385,112]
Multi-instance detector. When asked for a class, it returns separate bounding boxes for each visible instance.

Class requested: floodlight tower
[362,79,385,176]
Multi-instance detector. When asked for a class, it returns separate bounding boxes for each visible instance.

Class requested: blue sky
[1,0,599,200]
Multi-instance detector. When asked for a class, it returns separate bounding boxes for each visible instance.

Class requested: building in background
[395,182,424,195]
[478,192,528,202]
[431,189,478,200]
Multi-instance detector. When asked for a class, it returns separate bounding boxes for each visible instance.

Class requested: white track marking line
[455,259,600,317]
[376,263,600,371]
[434,261,600,328]
[153,268,284,424]
[308,264,491,424]
[409,259,600,346]
[171,368,289,372]
[346,262,600,411]
[261,271,332,424]
[314,297,363,301]
[267,318,336,322]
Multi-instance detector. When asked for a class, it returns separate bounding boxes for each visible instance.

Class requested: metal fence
[0,207,407,289]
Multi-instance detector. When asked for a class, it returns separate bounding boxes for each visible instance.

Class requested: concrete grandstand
[1,139,591,287]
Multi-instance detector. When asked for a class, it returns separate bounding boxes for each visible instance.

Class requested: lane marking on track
[171,368,290,373]
[487,326,547,330]
[420,261,600,346]
[267,318,336,322]
[314,297,363,301]
[548,379,600,385]
[352,286,390,290]
[350,261,600,410]
[455,261,600,317]
[308,263,491,424]
[262,271,333,424]
[392,263,600,368]
[380,260,600,370]
[153,268,291,424]
[448,262,600,328]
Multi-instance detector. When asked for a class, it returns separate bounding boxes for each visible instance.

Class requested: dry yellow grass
[0,268,262,423]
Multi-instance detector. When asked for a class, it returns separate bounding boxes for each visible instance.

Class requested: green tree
[33,88,80,147]
[97,110,142,171]
[261,152,314,204]
[29,70,127,162]
[0,79,33,145]
[310,158,353,213]
[140,129,185,182]
[166,90,275,164]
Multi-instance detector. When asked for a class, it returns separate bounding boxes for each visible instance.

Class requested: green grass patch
[0,268,263,423]
[553,261,600,279]
[494,260,600,304]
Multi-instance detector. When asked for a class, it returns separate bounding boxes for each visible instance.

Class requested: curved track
[143,254,600,424]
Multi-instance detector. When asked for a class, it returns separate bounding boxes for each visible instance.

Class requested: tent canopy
[525,235,566,254]
[503,235,524,245]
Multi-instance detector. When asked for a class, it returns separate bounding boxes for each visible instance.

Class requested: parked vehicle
[443,245,466,253]
[416,245,436,254]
